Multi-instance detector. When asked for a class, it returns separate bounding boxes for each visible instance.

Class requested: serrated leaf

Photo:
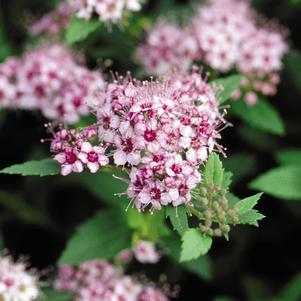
[226,193,240,206]
[58,210,131,265]
[235,193,263,214]
[204,153,224,186]
[276,149,301,167]
[42,289,73,301]
[222,171,233,189]
[65,17,100,44]
[0,159,60,177]
[238,209,265,226]
[165,206,189,236]
[250,166,301,201]
[164,235,212,280]
[211,74,244,104]
[231,99,285,136]
[180,229,212,262]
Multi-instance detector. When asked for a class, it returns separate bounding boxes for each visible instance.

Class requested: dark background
[0,1,300,300]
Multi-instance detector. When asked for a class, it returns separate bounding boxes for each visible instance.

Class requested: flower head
[0,44,105,123]
[55,260,170,301]
[0,255,40,301]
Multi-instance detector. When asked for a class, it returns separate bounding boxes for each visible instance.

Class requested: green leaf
[138,211,170,242]
[76,171,128,209]
[276,149,301,167]
[180,229,212,262]
[0,30,11,62]
[238,209,265,226]
[222,171,233,189]
[285,50,301,92]
[58,210,131,265]
[250,166,301,201]
[65,17,100,44]
[0,159,60,177]
[211,74,244,104]
[235,193,263,214]
[278,273,301,301]
[223,153,257,185]
[165,206,189,236]
[231,99,285,136]
[126,208,145,229]
[204,153,224,186]
[226,193,240,206]
[164,235,212,280]
[42,289,73,301]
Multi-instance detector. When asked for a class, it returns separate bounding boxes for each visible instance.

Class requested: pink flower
[133,241,160,264]
[78,142,109,173]
[54,260,170,301]
[30,1,74,35]
[48,70,223,210]
[0,255,40,301]
[71,0,142,24]
[0,44,105,123]
[136,21,199,76]
[54,148,84,176]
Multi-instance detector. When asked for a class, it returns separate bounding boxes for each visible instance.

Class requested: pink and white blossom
[0,44,105,123]
[54,260,170,301]
[48,70,223,210]
[0,255,40,301]
[70,0,142,24]
[133,240,161,264]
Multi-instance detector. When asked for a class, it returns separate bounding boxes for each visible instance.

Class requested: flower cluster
[29,1,74,35]
[48,70,224,211]
[71,0,142,24]
[137,0,288,105]
[135,20,200,76]
[0,255,39,301]
[0,44,105,123]
[48,124,109,176]
[55,260,170,301]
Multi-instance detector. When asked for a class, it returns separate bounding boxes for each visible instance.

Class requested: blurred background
[0,0,301,300]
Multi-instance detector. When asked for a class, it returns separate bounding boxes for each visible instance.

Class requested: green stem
[187,206,205,220]
[101,165,129,174]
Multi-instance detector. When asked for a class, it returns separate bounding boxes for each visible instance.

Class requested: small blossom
[78,142,109,173]
[133,241,161,264]
[0,255,40,301]
[54,148,84,176]
[70,0,143,24]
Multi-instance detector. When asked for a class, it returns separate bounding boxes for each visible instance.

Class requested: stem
[101,165,128,174]
[187,206,205,220]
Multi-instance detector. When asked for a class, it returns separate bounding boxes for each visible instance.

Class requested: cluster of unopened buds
[0,254,40,301]
[137,0,288,105]
[54,259,171,301]
[48,70,225,211]
[0,44,105,123]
